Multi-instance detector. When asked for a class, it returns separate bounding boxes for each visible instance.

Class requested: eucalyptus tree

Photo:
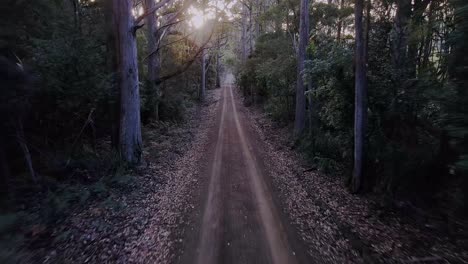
[112,0,172,163]
[145,0,161,120]
[351,0,367,193]
[192,0,231,101]
[112,0,142,163]
[201,47,207,100]
[294,0,309,136]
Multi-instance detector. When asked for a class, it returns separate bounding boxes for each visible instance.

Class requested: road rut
[179,75,307,264]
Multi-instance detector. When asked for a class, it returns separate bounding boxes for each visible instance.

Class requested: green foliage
[236,0,468,218]
[299,41,354,173]
[0,0,228,260]
[237,33,296,123]
[447,0,468,173]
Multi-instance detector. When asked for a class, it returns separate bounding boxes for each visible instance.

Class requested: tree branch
[143,32,193,62]
[155,27,215,84]
[135,0,173,25]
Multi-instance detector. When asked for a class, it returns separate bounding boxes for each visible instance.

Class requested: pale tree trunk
[240,3,249,63]
[113,0,142,164]
[215,34,221,88]
[406,1,420,77]
[145,0,161,120]
[364,0,371,63]
[254,0,261,45]
[294,0,309,136]
[410,0,431,75]
[351,0,367,193]
[422,1,434,68]
[249,5,253,56]
[200,48,206,101]
[327,0,332,35]
[249,3,256,103]
[337,0,344,41]
[274,0,281,32]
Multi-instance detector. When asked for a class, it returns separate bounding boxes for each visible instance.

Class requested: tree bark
[294,0,309,136]
[215,34,221,88]
[351,0,368,193]
[410,0,431,76]
[241,4,248,63]
[113,0,142,164]
[422,1,434,68]
[248,4,253,56]
[337,0,344,41]
[392,0,412,70]
[145,0,161,121]
[364,0,371,64]
[200,48,206,101]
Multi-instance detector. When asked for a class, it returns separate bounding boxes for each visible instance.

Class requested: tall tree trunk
[200,48,206,101]
[145,0,161,120]
[392,0,411,70]
[409,0,431,76]
[327,0,333,36]
[294,0,309,136]
[364,0,371,63]
[215,35,221,88]
[254,0,261,43]
[352,0,368,193]
[249,5,253,56]
[422,1,435,68]
[241,5,248,63]
[113,0,142,164]
[337,0,344,41]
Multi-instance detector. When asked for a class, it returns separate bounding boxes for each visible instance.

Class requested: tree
[294,0,309,136]
[392,0,411,72]
[145,0,162,120]
[200,48,207,100]
[113,0,142,163]
[447,0,468,174]
[351,0,367,193]
[337,0,345,41]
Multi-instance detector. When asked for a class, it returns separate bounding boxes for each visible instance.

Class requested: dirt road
[179,75,308,264]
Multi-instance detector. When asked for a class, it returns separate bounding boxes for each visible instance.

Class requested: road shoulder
[39,89,221,264]
[241,89,468,263]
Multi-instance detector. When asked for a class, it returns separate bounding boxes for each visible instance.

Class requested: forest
[0,0,467,263]
[238,0,468,219]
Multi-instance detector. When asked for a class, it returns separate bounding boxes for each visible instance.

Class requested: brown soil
[177,76,311,264]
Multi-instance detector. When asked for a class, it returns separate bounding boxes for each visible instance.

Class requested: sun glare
[188,7,206,28]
